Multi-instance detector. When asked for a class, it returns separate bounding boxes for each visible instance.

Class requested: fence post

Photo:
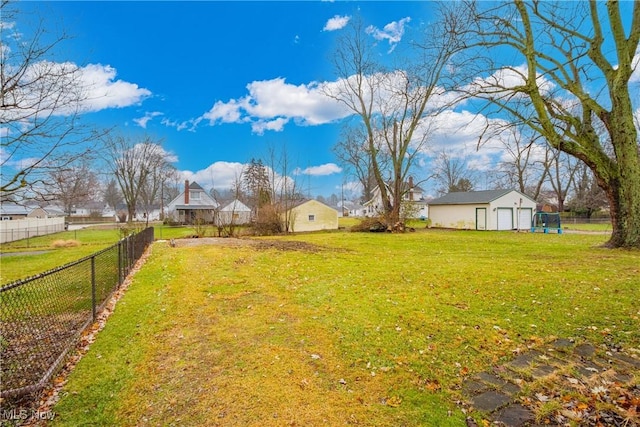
[91,256,96,320]
[118,241,122,286]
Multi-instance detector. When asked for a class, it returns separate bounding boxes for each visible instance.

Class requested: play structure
[531,212,563,234]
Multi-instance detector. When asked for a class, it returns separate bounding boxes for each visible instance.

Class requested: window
[308,214,315,221]
[189,191,201,200]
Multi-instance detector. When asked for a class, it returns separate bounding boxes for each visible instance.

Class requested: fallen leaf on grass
[385,396,402,407]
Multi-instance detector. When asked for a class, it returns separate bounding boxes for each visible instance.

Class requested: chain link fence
[0,227,154,403]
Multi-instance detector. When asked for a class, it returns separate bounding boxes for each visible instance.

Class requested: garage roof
[428,189,514,205]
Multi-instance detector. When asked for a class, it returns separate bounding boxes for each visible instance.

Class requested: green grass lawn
[0,225,200,284]
[561,222,613,232]
[49,230,639,426]
[0,229,122,284]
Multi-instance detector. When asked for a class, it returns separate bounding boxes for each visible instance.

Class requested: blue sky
[12,1,438,198]
[7,1,639,200]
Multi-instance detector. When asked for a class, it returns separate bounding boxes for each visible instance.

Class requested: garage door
[517,208,533,230]
[497,208,513,230]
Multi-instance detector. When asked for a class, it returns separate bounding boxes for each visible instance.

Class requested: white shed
[428,190,537,231]
[217,199,251,226]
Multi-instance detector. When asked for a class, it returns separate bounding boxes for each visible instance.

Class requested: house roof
[220,199,251,212]
[428,189,519,205]
[172,204,217,210]
[189,182,205,190]
[288,199,338,212]
[0,203,30,215]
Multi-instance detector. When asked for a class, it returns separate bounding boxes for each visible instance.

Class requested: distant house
[284,199,338,233]
[167,180,218,224]
[428,189,536,231]
[363,177,428,219]
[0,204,30,220]
[41,206,66,218]
[0,204,66,220]
[217,199,251,226]
[339,200,366,218]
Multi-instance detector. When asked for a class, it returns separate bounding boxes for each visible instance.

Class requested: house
[284,199,338,233]
[217,199,251,226]
[339,200,366,218]
[167,180,218,224]
[427,189,537,231]
[0,204,30,220]
[363,177,428,219]
[0,204,66,220]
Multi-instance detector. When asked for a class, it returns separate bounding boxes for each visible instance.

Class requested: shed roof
[428,189,516,205]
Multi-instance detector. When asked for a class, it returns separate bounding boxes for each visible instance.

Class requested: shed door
[497,208,513,230]
[517,208,533,230]
[476,208,487,230]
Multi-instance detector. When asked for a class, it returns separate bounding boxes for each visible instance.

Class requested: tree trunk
[128,206,136,224]
[604,158,640,249]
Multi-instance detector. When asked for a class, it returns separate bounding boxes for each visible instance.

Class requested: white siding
[428,204,484,230]
[429,191,537,231]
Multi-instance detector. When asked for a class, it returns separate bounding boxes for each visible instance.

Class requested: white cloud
[323,15,350,31]
[128,142,178,164]
[161,117,200,132]
[203,99,243,123]
[365,17,411,53]
[294,163,342,176]
[200,77,350,133]
[79,63,151,112]
[2,61,150,121]
[181,161,246,191]
[133,111,163,129]
[180,160,299,195]
[251,117,290,135]
[465,64,555,100]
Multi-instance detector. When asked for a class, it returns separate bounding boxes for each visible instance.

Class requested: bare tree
[332,123,383,203]
[103,134,169,223]
[103,178,123,212]
[492,125,551,201]
[432,151,476,196]
[162,168,182,207]
[0,2,101,202]
[140,163,176,226]
[261,142,304,234]
[567,163,609,218]
[48,159,99,215]
[324,14,466,228]
[547,149,581,212]
[454,1,640,248]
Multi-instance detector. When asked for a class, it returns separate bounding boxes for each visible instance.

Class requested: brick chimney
[184,180,189,204]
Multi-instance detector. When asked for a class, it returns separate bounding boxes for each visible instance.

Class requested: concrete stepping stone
[507,350,543,369]
[575,360,601,377]
[475,372,521,396]
[462,380,488,396]
[470,390,511,412]
[491,404,535,427]
[574,343,595,358]
[607,352,640,369]
[531,364,556,378]
[550,338,573,351]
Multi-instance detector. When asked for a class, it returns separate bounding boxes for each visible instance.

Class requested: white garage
[428,190,537,231]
